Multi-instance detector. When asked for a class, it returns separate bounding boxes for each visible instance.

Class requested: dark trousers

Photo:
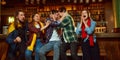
[60,42,79,60]
[81,40,100,60]
[7,42,26,60]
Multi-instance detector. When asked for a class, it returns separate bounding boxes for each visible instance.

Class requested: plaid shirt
[59,15,77,43]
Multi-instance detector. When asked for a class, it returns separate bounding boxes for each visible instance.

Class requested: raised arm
[76,23,82,35]
[85,21,96,35]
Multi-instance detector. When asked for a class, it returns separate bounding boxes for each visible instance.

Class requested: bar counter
[0,33,120,60]
[95,33,120,38]
[0,34,7,40]
[0,33,120,39]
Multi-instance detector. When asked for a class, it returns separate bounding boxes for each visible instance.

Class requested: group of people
[6,7,100,60]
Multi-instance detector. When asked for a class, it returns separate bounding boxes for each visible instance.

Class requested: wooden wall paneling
[0,17,1,33]
[98,38,120,60]
[0,41,9,60]
[104,2,114,33]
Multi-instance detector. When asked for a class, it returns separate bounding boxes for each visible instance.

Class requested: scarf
[81,18,94,46]
[8,22,22,34]
[27,22,44,51]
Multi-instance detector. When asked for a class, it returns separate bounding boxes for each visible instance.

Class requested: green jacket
[59,15,77,43]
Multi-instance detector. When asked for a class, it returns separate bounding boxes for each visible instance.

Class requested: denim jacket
[45,18,60,43]
[76,20,97,43]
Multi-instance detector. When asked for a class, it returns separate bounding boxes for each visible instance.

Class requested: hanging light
[42,0,46,4]
[25,0,29,5]
[74,0,77,3]
[31,0,34,4]
[68,0,70,2]
[98,0,103,2]
[86,0,89,3]
[92,0,96,2]
[36,0,40,4]
[61,0,64,2]
[1,0,6,5]
[79,0,83,3]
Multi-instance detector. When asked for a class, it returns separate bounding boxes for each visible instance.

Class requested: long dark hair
[14,10,25,29]
[31,12,40,24]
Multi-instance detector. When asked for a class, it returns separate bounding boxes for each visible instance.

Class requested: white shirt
[49,29,60,41]
[35,24,40,28]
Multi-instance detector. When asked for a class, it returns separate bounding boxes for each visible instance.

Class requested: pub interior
[0,0,120,60]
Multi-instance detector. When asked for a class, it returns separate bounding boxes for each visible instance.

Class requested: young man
[58,7,79,60]
[39,10,61,60]
[6,10,28,60]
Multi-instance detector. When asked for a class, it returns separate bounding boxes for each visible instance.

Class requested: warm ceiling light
[1,0,6,5]
[74,0,77,3]
[42,0,46,4]
[25,0,29,5]
[61,0,64,2]
[36,0,40,4]
[68,0,70,2]
[98,0,103,2]
[92,0,96,2]
[86,0,89,3]
[31,0,34,4]
[80,0,83,3]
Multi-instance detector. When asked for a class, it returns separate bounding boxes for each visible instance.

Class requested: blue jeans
[25,39,43,60]
[39,41,61,60]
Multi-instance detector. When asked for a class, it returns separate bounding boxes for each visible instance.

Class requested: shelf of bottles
[67,4,107,33]
[24,3,106,33]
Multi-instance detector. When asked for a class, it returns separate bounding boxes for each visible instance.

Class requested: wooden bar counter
[95,33,120,60]
[0,33,120,60]
[0,34,8,60]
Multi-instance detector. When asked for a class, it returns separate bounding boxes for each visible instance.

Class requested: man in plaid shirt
[58,7,79,60]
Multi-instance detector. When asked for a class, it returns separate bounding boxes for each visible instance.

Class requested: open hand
[46,20,51,26]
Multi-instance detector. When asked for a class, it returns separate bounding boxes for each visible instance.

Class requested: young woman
[25,12,50,60]
[76,10,100,60]
[6,10,28,60]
